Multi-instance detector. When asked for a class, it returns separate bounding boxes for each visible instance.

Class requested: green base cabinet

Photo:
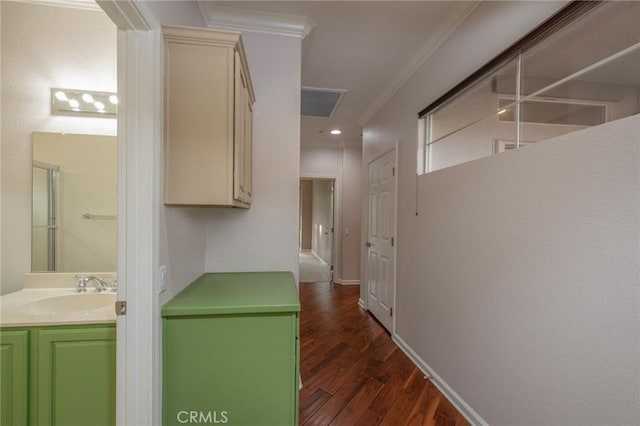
[162,272,300,426]
[34,326,116,426]
[0,330,29,426]
[0,325,115,426]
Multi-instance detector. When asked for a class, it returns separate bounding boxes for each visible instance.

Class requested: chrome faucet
[84,276,108,292]
[74,275,108,293]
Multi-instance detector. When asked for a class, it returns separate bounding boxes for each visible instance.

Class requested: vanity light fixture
[51,88,117,118]
[330,129,342,135]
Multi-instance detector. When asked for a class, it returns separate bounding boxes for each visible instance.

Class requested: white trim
[97,1,161,425]
[393,334,488,426]
[97,0,156,30]
[358,298,366,310]
[15,0,101,11]
[198,2,315,39]
[358,1,480,126]
[334,279,360,286]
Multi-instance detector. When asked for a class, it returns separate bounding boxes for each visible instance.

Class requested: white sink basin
[16,292,115,316]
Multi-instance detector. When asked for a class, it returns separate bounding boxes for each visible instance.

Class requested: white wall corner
[392,334,488,426]
[197,2,315,39]
[357,1,480,127]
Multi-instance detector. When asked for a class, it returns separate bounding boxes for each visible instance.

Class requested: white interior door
[366,149,396,332]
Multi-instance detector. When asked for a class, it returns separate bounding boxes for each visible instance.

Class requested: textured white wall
[411,116,639,425]
[362,1,639,424]
[1,2,116,295]
[204,32,301,281]
[340,146,361,282]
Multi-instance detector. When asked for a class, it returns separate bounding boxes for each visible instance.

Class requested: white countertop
[0,273,116,327]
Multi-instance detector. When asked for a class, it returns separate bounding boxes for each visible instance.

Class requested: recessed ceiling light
[330,129,342,135]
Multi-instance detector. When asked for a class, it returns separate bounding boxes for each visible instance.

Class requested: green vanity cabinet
[162,272,300,426]
[34,326,116,426]
[0,330,29,426]
[0,325,115,426]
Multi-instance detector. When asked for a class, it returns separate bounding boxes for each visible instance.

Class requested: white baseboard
[392,334,487,426]
[334,279,360,286]
[358,298,366,310]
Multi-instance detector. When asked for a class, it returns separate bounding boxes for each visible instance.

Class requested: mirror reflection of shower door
[32,161,59,271]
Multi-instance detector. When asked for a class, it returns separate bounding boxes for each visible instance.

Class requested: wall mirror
[31,132,117,272]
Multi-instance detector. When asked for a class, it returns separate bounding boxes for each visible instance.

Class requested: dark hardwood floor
[299,282,469,426]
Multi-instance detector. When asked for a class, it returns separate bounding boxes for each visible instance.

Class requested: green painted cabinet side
[0,329,29,426]
[33,326,116,426]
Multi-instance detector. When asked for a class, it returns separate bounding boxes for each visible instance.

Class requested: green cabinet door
[33,326,116,426]
[0,329,29,426]
[163,313,299,426]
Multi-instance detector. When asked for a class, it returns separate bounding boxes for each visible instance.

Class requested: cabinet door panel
[165,41,234,205]
[163,314,297,426]
[35,327,115,426]
[0,329,28,426]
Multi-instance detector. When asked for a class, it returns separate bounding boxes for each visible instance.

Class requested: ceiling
[38,0,479,148]
[210,1,479,148]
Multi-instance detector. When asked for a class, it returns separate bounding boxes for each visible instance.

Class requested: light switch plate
[159,265,168,294]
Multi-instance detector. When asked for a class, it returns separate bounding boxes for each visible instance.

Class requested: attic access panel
[301,87,346,118]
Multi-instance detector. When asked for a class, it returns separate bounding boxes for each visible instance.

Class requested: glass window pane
[429,105,516,172]
[521,1,640,97]
[431,60,517,143]
[521,46,640,143]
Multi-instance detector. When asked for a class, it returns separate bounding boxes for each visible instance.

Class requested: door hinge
[392,167,395,177]
[390,308,393,317]
[115,300,127,316]
[391,237,394,247]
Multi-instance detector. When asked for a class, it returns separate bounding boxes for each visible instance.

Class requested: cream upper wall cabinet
[163,25,255,207]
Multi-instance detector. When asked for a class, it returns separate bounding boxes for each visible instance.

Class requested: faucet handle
[74,275,87,293]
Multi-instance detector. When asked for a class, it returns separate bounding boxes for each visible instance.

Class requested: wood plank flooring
[299,282,469,426]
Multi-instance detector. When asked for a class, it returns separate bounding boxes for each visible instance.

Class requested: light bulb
[109,95,118,105]
[330,129,342,135]
[94,101,105,110]
[82,93,94,103]
[68,99,80,108]
[54,91,68,101]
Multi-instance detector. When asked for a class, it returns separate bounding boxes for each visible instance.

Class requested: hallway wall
[204,31,301,281]
[362,1,639,424]
[300,180,313,250]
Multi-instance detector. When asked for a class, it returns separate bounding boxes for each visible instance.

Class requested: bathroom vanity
[162,271,300,426]
[0,275,116,426]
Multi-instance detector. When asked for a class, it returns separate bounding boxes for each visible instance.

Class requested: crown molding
[357,1,480,126]
[198,2,315,39]
[13,0,101,11]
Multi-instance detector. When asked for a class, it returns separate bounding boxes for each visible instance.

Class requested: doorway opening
[299,178,335,283]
